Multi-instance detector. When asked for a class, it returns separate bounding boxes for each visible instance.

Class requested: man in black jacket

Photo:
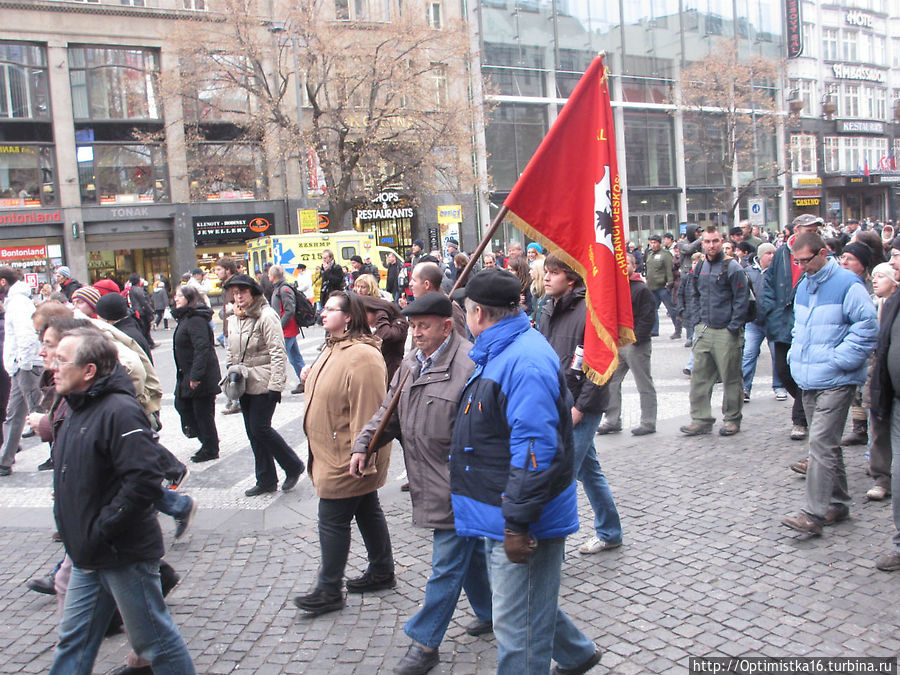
[317,249,345,310]
[50,327,193,673]
[95,292,153,362]
[540,254,622,555]
[598,253,658,436]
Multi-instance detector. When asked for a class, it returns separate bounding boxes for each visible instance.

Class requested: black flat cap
[402,292,452,318]
[223,273,262,296]
[95,292,130,321]
[450,268,520,308]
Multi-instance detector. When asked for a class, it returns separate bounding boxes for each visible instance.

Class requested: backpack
[289,283,316,328]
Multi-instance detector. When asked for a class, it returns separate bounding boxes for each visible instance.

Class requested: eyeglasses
[51,357,76,369]
[793,253,819,265]
[321,304,344,313]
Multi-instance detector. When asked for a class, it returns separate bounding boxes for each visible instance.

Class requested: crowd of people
[3,212,900,674]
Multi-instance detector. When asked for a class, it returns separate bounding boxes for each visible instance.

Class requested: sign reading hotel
[193,213,274,244]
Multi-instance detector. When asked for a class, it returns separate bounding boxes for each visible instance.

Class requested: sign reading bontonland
[193,214,274,244]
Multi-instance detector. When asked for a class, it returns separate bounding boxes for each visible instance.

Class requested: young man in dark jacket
[50,327,194,673]
[540,254,622,555]
[598,253,658,436]
[94,292,153,362]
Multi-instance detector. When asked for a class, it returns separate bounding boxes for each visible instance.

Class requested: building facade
[0,0,474,286]
[786,0,900,225]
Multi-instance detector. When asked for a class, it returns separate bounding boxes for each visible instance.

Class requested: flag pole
[365,204,510,459]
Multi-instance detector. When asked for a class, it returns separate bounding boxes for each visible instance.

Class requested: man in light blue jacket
[782,232,878,536]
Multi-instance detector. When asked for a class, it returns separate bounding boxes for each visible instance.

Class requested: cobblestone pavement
[1,321,899,674]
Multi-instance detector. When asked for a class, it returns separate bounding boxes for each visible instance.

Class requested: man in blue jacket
[449,269,601,675]
[782,232,878,537]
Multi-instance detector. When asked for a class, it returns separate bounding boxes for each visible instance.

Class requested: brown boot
[840,418,868,446]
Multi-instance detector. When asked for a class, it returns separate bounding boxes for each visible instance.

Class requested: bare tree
[676,41,784,220]
[167,0,477,229]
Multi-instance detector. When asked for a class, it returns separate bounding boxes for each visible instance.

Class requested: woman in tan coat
[294,290,394,616]
[223,274,305,496]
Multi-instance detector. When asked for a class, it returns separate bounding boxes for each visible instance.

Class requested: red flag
[503,55,634,385]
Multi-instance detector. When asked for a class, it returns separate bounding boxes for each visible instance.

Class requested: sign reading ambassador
[193,213,273,244]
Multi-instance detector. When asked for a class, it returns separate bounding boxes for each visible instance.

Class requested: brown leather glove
[503,529,537,564]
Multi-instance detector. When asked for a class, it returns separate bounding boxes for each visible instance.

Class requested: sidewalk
[1,333,899,673]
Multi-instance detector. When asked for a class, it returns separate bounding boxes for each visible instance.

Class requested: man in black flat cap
[353,292,490,675]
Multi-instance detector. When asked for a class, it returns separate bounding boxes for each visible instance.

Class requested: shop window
[77,143,169,205]
[187,142,267,202]
[0,144,57,208]
[69,46,160,120]
[0,42,50,120]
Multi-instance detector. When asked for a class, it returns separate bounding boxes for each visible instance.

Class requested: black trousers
[175,393,219,455]
[772,341,807,427]
[316,491,394,593]
[239,393,303,489]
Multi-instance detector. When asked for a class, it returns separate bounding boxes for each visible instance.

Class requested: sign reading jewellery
[831,64,886,83]
[192,213,273,244]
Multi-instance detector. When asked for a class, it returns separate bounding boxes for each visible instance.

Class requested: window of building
[183,0,206,9]
[77,142,168,205]
[683,117,727,187]
[823,28,839,60]
[790,133,816,174]
[801,23,816,58]
[823,135,888,173]
[0,144,57,208]
[871,36,885,66]
[841,30,857,62]
[841,84,859,118]
[789,78,816,116]
[623,111,674,188]
[334,0,391,21]
[824,136,839,173]
[894,40,900,69]
[0,42,50,120]
[69,46,160,120]
[426,0,441,28]
[431,63,448,107]
[484,103,546,191]
[188,142,267,202]
[483,43,545,98]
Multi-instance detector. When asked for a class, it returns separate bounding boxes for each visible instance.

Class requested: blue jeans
[573,412,622,544]
[284,336,305,379]
[50,561,194,675]
[486,537,595,674]
[741,322,782,393]
[156,488,193,519]
[403,529,492,648]
[651,287,678,336]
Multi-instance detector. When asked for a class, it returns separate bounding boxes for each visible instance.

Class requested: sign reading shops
[193,213,274,244]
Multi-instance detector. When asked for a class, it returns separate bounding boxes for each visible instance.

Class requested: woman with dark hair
[385,252,402,304]
[173,284,221,464]
[507,256,533,315]
[127,273,154,344]
[358,294,409,380]
[294,290,394,616]
[224,274,305,495]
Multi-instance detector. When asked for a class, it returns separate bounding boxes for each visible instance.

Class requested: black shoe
[159,562,180,597]
[465,618,493,636]
[0,465,10,477]
[630,425,656,436]
[669,332,681,340]
[21,427,35,439]
[551,647,603,675]
[245,484,277,497]
[190,449,219,463]
[282,466,304,491]
[293,588,344,616]
[595,424,621,435]
[291,383,304,394]
[346,570,396,593]
[105,665,153,675]
[105,665,154,675]
[26,575,56,595]
[394,643,440,675]
[174,496,197,539]
[37,458,53,471]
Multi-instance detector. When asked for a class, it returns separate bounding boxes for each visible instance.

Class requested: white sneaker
[867,485,890,501]
[774,388,788,401]
[578,537,622,554]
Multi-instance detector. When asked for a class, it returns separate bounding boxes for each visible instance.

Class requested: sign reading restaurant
[357,192,414,222]
[192,213,273,244]
[837,120,885,135]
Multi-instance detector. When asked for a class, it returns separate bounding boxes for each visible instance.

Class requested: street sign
[748,198,765,227]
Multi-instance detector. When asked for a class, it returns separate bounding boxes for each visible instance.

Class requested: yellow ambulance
[246,231,401,289]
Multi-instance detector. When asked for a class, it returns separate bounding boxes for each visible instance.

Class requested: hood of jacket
[805,257,840,295]
[469,311,531,367]
[65,364,136,411]
[172,304,213,322]
[7,279,32,301]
